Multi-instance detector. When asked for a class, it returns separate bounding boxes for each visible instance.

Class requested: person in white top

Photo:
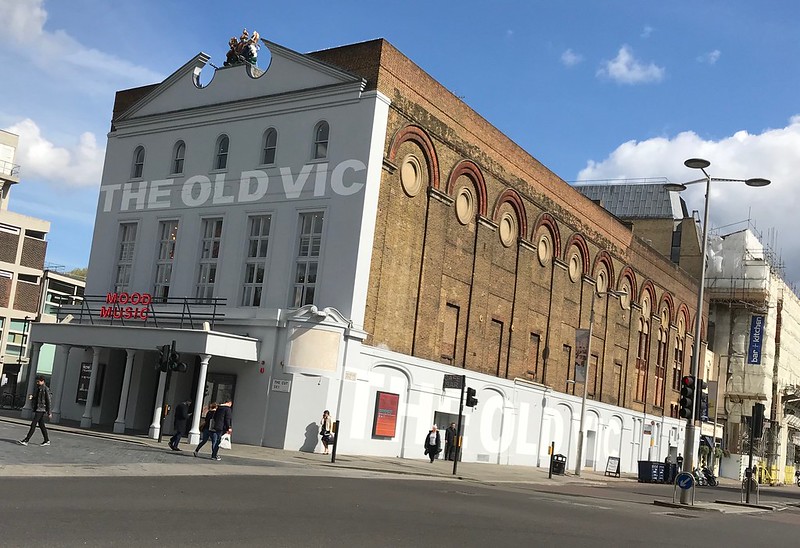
[423,425,441,463]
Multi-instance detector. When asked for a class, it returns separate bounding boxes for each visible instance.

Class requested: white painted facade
[27,41,686,475]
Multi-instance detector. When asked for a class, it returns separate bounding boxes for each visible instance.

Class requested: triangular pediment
[117,40,365,121]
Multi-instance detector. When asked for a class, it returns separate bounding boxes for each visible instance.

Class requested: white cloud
[0,0,162,93]
[561,48,583,67]
[697,50,721,65]
[597,45,665,84]
[576,116,800,283]
[4,118,103,188]
[641,26,654,38]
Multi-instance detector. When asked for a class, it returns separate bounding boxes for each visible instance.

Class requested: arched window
[172,141,185,174]
[313,121,329,159]
[214,135,229,170]
[131,146,145,179]
[262,128,277,165]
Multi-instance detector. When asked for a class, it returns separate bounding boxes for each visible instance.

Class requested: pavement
[0,410,627,484]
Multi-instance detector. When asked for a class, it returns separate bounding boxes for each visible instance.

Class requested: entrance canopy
[31,323,258,361]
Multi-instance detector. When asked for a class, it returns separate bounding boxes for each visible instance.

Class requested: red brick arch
[658,292,675,325]
[677,303,691,330]
[387,124,440,190]
[592,251,615,290]
[446,160,488,217]
[532,213,562,259]
[563,233,590,276]
[491,188,528,240]
[619,266,637,297]
[639,280,657,314]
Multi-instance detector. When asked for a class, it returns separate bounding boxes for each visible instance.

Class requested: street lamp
[575,288,627,476]
[666,158,770,502]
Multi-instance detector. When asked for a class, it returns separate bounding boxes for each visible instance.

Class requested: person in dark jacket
[168,400,192,451]
[18,376,52,446]
[445,422,457,461]
[423,425,441,463]
[210,400,233,461]
[193,402,218,458]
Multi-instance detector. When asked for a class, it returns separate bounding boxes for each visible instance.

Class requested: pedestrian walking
[210,400,232,461]
[193,402,218,458]
[18,375,52,446]
[168,399,192,451]
[423,425,441,463]
[445,422,457,461]
[320,410,333,455]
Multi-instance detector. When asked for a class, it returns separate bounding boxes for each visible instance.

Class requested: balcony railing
[55,294,226,330]
[0,159,20,179]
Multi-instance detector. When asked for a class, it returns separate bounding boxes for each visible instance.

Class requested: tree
[66,267,87,280]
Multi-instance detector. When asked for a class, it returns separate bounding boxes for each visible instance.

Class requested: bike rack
[740,477,760,504]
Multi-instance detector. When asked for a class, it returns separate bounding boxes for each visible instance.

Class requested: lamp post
[575,288,627,476]
[666,158,769,503]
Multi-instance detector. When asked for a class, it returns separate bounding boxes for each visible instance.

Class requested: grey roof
[575,184,686,220]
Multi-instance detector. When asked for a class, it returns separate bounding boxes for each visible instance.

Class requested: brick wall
[13,280,39,313]
[20,237,46,270]
[0,232,19,263]
[0,277,9,307]
[315,40,705,415]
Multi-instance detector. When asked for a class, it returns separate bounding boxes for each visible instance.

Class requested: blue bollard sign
[676,472,694,490]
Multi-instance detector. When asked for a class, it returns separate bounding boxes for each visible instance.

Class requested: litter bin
[637,460,666,483]
[552,454,567,476]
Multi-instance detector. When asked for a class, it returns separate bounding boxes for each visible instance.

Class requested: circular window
[619,280,631,310]
[537,233,551,266]
[400,155,422,197]
[499,212,517,247]
[596,269,608,294]
[568,252,581,282]
[455,187,474,225]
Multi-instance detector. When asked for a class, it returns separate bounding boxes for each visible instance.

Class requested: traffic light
[466,387,478,408]
[752,402,765,439]
[696,378,708,421]
[679,375,695,419]
[156,344,170,372]
[167,340,188,373]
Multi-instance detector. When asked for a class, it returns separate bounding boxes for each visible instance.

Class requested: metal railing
[56,294,226,330]
[0,159,20,178]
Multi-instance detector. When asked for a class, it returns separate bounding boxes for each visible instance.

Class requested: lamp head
[664,183,687,192]
[685,158,711,169]
[745,178,770,187]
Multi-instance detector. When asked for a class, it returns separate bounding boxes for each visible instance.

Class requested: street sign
[443,374,463,390]
[676,472,694,490]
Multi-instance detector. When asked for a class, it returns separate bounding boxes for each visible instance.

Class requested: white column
[148,370,167,439]
[50,344,72,424]
[80,347,102,428]
[188,354,210,445]
[114,349,136,434]
[20,342,43,420]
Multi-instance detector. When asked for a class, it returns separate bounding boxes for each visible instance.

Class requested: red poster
[372,391,400,438]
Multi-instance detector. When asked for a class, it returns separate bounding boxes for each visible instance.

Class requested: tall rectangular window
[489,319,504,377]
[612,361,622,406]
[291,212,324,307]
[6,318,29,357]
[114,223,138,293]
[672,339,684,390]
[440,303,460,365]
[564,344,574,395]
[241,215,271,307]
[588,354,599,399]
[528,333,540,381]
[196,218,223,302]
[154,220,179,302]
[654,330,668,408]
[635,324,650,402]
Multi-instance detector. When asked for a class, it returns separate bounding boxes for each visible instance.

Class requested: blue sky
[1,0,799,283]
